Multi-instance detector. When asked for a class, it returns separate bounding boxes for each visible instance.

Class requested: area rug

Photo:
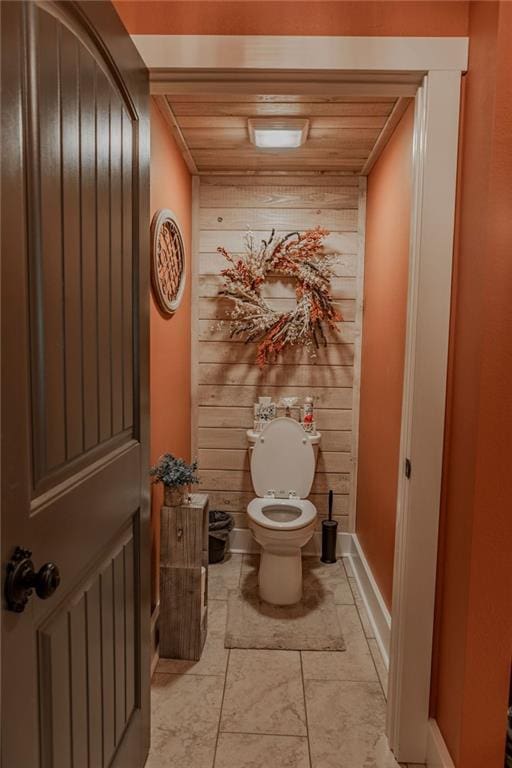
[225,585,345,651]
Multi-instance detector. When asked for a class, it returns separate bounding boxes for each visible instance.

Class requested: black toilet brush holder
[321,490,338,564]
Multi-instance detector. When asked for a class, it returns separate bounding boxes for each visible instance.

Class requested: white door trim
[134,35,467,765]
[386,69,462,763]
[132,34,468,73]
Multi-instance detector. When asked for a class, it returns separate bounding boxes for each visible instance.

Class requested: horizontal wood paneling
[199,469,351,494]
[199,275,357,299]
[176,115,388,130]
[198,448,352,474]
[200,182,359,208]
[199,207,358,232]
[167,95,395,173]
[198,385,353,409]
[198,407,352,431]
[198,320,357,344]
[200,252,357,278]
[172,101,394,117]
[198,428,351,452]
[199,297,357,321]
[198,340,355,366]
[193,151,364,171]
[197,364,353,388]
[185,130,378,152]
[200,230,359,255]
[194,178,363,531]
[200,175,361,187]
[170,95,395,104]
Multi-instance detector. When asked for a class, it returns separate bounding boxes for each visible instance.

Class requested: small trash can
[208,510,234,564]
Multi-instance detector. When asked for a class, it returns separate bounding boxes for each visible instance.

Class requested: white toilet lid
[251,417,315,499]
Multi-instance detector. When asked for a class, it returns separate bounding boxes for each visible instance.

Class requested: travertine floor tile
[208,553,243,600]
[240,553,259,591]
[302,604,377,682]
[220,649,307,736]
[349,577,376,638]
[146,673,224,768]
[157,599,228,677]
[368,638,389,698]
[149,552,399,767]
[302,557,354,605]
[214,732,310,768]
[305,679,400,768]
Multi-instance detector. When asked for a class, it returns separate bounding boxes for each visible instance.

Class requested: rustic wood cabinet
[159,494,209,660]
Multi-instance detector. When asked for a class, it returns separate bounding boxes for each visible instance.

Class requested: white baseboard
[426,719,455,768]
[346,534,392,665]
[228,527,353,557]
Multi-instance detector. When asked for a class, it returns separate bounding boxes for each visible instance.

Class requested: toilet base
[259,548,302,605]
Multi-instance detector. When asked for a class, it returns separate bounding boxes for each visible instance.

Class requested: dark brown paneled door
[1,2,150,767]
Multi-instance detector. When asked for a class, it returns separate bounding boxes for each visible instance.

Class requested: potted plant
[150,453,199,507]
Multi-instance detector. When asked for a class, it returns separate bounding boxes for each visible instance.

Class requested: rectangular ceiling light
[248,118,309,149]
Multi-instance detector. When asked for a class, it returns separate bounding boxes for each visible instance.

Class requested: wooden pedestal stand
[159,493,209,660]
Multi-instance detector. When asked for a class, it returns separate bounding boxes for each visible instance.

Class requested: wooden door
[1,2,150,766]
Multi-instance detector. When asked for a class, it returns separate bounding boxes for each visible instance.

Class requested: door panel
[38,532,137,768]
[1,2,150,767]
[28,3,137,491]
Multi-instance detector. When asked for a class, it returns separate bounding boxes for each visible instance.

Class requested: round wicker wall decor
[150,208,186,315]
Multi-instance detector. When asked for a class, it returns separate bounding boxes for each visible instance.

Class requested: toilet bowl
[246,418,319,605]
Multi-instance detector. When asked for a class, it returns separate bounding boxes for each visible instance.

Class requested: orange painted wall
[430,3,512,766]
[114,0,468,37]
[355,103,414,610]
[149,100,192,609]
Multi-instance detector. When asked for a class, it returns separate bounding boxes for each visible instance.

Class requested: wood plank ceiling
[159,94,408,174]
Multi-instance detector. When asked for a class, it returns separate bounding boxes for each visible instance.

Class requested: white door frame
[386,69,462,763]
[132,34,467,764]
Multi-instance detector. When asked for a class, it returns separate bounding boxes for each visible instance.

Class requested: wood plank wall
[192,175,366,534]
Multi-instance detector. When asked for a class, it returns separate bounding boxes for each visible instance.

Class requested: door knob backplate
[5,547,61,613]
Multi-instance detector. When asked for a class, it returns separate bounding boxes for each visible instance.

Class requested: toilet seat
[247,497,316,531]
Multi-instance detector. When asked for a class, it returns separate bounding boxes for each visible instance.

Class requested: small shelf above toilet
[246,427,322,446]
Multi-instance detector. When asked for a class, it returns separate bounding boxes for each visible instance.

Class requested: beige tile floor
[148,554,422,768]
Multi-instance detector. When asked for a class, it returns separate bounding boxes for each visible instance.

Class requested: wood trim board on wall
[191,176,201,460]
[349,178,366,531]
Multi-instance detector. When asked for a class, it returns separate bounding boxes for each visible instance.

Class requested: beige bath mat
[225,585,346,651]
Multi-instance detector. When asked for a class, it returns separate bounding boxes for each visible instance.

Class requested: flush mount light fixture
[248,118,309,149]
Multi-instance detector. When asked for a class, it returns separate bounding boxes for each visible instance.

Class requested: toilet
[246,417,319,605]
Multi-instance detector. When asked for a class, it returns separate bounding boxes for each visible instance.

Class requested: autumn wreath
[217,227,343,367]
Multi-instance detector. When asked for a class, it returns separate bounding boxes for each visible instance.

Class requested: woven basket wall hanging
[150,208,186,315]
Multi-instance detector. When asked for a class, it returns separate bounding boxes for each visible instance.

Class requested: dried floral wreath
[217,227,342,367]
